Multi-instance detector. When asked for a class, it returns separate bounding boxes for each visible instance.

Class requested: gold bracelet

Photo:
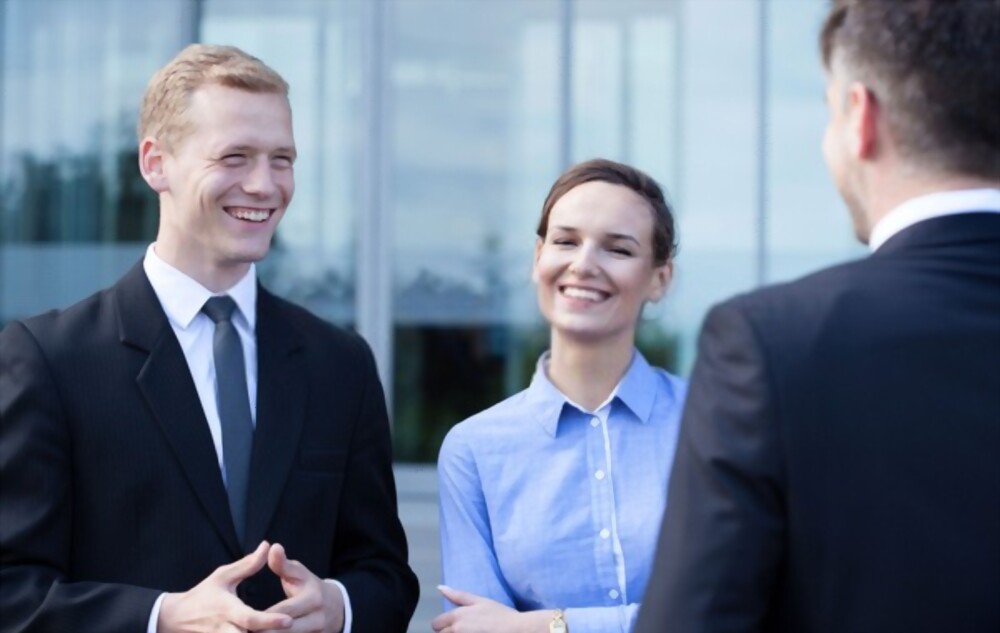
[549,609,568,633]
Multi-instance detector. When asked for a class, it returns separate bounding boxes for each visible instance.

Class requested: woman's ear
[531,236,544,284]
[646,261,673,303]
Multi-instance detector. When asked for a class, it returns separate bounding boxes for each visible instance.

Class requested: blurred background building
[1,0,862,627]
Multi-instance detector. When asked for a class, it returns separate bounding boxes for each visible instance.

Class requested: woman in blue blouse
[433,159,687,633]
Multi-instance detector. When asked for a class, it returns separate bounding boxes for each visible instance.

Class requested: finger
[268,543,308,583]
[437,584,479,607]
[216,541,271,585]
[284,610,323,633]
[264,591,317,619]
[267,541,287,575]
[230,602,292,631]
[431,610,454,631]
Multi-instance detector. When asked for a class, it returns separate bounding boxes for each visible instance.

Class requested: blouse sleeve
[564,604,639,633]
[437,427,517,611]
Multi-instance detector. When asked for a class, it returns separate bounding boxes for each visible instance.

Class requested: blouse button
[590,417,600,428]
[609,589,620,599]
[595,470,606,480]
[600,528,611,539]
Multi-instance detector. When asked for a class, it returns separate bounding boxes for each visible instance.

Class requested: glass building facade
[0,0,864,463]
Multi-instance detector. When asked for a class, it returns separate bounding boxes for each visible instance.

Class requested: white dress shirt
[141,244,352,633]
[869,188,1000,252]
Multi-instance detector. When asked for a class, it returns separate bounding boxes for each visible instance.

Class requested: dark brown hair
[537,158,677,265]
[820,0,1000,180]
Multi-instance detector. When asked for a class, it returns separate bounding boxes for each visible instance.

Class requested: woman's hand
[431,585,552,633]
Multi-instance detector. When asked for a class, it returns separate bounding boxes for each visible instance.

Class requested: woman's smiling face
[533,180,671,345]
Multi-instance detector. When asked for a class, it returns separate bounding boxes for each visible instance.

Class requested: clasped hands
[158,541,345,633]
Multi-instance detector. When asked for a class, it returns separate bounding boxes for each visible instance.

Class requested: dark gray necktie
[202,296,253,546]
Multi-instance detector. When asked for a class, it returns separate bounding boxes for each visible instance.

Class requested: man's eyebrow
[219,144,297,157]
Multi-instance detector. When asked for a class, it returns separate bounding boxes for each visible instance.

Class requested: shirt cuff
[325,578,353,633]
[563,605,634,633]
[147,593,167,633]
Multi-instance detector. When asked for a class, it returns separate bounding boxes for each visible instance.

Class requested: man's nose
[243,159,278,197]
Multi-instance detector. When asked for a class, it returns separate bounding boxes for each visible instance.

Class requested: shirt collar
[869,188,1000,252]
[142,243,257,331]
[526,349,658,437]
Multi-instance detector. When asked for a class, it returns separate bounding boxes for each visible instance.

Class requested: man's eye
[221,154,246,164]
[610,247,633,256]
[272,156,294,168]
[552,238,575,246]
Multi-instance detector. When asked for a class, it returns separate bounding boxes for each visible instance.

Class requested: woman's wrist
[521,609,559,633]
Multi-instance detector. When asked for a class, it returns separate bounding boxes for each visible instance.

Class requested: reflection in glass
[202,0,361,325]
[0,0,194,324]
[765,0,864,281]
[388,0,563,461]
[0,0,855,463]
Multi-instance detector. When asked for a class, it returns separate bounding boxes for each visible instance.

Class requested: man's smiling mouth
[225,206,273,223]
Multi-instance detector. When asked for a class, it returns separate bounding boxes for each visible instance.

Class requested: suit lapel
[244,287,307,550]
[115,262,242,557]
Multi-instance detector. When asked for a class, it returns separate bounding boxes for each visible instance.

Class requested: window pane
[1,0,194,325]
[765,0,864,281]
[388,0,562,462]
[667,0,761,371]
[201,0,361,326]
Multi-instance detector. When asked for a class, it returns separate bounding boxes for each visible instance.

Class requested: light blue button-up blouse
[438,350,686,633]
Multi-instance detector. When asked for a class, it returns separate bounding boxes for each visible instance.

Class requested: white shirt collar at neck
[142,244,257,331]
[869,188,1000,252]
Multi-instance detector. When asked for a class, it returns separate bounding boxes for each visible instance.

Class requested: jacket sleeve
[0,321,160,633]
[329,337,419,633]
[634,300,786,633]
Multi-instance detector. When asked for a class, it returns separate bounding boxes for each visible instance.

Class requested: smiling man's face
[153,84,296,288]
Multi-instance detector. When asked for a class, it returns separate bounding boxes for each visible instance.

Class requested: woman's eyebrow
[606,232,640,245]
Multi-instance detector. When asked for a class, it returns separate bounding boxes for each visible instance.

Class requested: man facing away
[635,1,1000,632]
[0,44,418,632]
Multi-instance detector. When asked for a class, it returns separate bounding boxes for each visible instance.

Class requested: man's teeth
[562,287,606,302]
[228,208,270,222]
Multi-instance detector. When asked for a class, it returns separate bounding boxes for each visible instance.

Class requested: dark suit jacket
[635,212,1000,633]
[0,262,419,632]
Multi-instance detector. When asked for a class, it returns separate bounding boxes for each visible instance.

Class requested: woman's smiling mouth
[560,285,610,302]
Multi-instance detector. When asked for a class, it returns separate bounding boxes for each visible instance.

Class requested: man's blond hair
[138,44,289,150]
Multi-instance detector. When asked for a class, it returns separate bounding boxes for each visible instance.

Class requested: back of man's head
[820,0,1000,181]
[138,44,289,152]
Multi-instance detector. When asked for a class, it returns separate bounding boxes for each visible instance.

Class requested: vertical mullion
[755,0,769,286]
[559,0,573,169]
[357,0,394,413]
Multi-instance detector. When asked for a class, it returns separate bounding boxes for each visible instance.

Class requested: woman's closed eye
[551,237,577,247]
[607,245,635,257]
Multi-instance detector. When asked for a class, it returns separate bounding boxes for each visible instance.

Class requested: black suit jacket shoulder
[636,212,1000,633]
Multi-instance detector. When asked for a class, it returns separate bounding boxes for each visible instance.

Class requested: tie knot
[202,296,238,324]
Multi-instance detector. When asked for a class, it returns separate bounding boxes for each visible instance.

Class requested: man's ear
[531,237,544,284]
[846,82,878,160]
[646,261,673,303]
[138,137,169,193]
